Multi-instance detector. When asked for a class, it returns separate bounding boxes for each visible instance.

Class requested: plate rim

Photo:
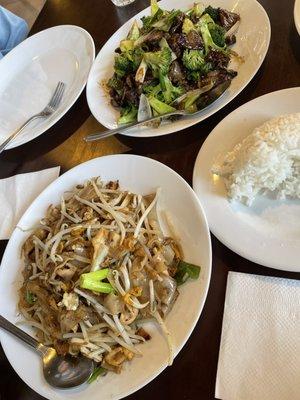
[86,0,271,138]
[294,0,300,35]
[0,24,95,150]
[0,154,212,400]
[192,86,300,272]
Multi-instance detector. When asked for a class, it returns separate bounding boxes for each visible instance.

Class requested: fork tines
[49,81,66,110]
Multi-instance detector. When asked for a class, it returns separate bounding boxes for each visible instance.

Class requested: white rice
[212,113,300,206]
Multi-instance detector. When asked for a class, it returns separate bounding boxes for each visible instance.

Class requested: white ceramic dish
[193,87,300,272]
[295,0,300,35]
[86,0,271,138]
[0,25,95,149]
[0,154,211,400]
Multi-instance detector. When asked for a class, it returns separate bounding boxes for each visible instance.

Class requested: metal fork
[84,110,188,142]
[84,80,230,142]
[0,81,66,154]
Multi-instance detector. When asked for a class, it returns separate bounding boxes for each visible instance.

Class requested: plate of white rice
[193,87,300,271]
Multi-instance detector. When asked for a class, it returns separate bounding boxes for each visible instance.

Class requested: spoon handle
[0,315,41,352]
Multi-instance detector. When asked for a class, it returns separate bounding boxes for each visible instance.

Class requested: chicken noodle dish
[108,0,241,124]
[19,178,200,381]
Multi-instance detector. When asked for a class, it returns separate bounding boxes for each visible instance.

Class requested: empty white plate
[86,0,271,138]
[0,25,95,149]
[193,87,300,272]
[0,154,211,400]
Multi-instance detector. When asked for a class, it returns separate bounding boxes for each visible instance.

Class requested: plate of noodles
[0,154,211,400]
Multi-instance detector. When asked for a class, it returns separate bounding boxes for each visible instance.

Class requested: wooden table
[0,1,299,399]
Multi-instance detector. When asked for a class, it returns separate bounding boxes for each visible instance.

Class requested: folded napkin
[215,272,300,400]
[0,167,60,240]
[0,6,28,59]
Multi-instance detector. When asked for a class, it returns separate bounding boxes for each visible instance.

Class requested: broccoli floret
[114,53,133,77]
[115,47,144,77]
[118,105,138,124]
[186,67,212,83]
[120,39,134,53]
[143,81,162,97]
[148,96,176,115]
[187,70,201,82]
[182,17,196,34]
[141,7,164,32]
[182,49,211,74]
[144,47,172,77]
[143,78,181,104]
[198,14,226,54]
[159,73,184,104]
[203,5,219,22]
[127,47,144,69]
[209,23,226,47]
[107,75,123,95]
[187,3,205,20]
[152,9,181,32]
[141,3,180,33]
[193,3,205,17]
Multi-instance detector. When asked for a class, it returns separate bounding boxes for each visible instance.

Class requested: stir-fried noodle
[19,178,187,373]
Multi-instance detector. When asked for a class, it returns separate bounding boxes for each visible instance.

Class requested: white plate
[86,0,271,138]
[0,25,95,149]
[193,87,300,272]
[0,154,211,400]
[295,0,300,35]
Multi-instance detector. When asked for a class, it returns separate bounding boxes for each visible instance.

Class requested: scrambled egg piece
[61,292,79,311]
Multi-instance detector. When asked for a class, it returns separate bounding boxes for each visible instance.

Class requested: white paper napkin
[215,271,300,400]
[0,167,60,240]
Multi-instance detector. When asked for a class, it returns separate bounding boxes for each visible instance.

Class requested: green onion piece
[25,290,36,305]
[81,269,109,281]
[174,260,201,285]
[79,269,114,294]
[87,366,106,384]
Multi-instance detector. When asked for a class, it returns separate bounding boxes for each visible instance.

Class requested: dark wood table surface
[0,0,300,399]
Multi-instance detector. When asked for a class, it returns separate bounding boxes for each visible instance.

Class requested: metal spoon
[0,315,94,388]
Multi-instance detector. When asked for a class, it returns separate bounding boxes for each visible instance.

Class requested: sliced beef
[201,69,237,88]
[170,11,185,34]
[144,30,165,51]
[225,34,237,46]
[125,74,134,88]
[218,8,240,31]
[183,30,204,50]
[197,80,231,109]
[168,60,189,89]
[205,49,230,69]
[167,33,185,58]
[190,14,200,24]
[110,88,122,107]
[122,86,139,106]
